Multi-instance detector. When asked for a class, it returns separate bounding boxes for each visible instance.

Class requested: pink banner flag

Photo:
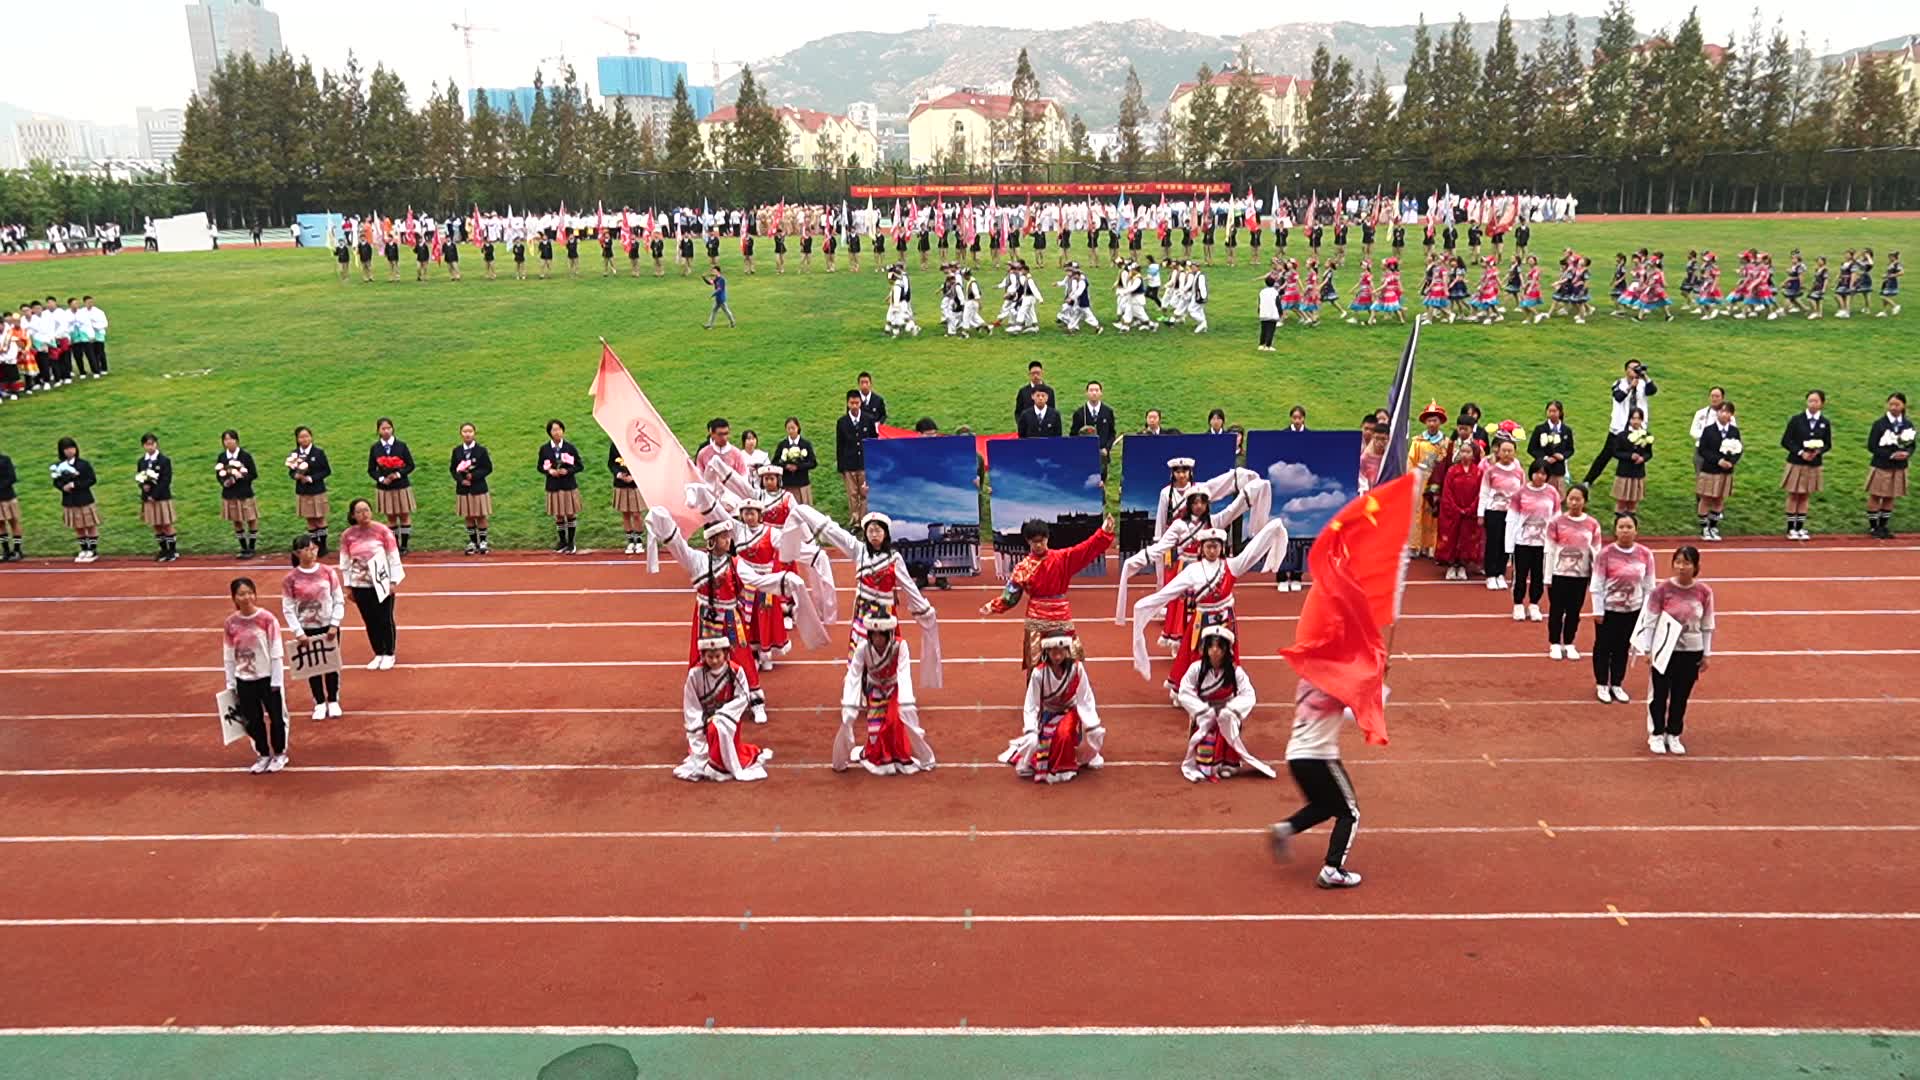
[589,343,702,561]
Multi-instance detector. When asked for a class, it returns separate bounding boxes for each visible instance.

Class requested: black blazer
[609,442,638,489]
[1696,422,1743,475]
[1780,412,1833,467]
[857,391,887,424]
[1613,431,1653,479]
[837,411,877,472]
[775,436,817,489]
[136,452,173,501]
[289,445,330,495]
[0,453,15,501]
[216,448,257,500]
[54,456,96,507]
[1526,422,1574,477]
[1017,407,1063,439]
[1014,381,1057,421]
[1071,404,1118,451]
[1868,414,1915,471]
[369,440,415,489]
[451,442,493,494]
[539,440,581,492]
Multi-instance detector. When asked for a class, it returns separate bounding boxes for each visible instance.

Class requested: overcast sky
[1,0,1904,127]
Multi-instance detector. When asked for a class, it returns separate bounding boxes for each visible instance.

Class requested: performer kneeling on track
[1268,679,1365,889]
[835,615,936,775]
[1174,627,1275,782]
[677,637,773,782]
[1000,635,1106,783]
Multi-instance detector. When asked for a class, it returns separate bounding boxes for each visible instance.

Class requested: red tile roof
[1169,72,1311,101]
[701,105,849,131]
[907,91,1058,123]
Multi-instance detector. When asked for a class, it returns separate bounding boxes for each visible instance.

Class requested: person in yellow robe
[1407,401,1450,556]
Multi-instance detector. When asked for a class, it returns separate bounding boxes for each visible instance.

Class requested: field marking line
[1,911,1916,928]
[0,1024,1916,1037]
[3,824,1916,844]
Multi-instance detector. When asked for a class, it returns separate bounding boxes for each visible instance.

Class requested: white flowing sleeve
[1204,467,1271,532]
[1130,568,1193,680]
[833,653,864,771]
[1225,667,1256,724]
[1116,520,1189,624]
[1174,663,1207,719]
[1227,519,1289,576]
[792,502,859,557]
[646,507,704,578]
[682,671,705,730]
[266,624,285,690]
[1021,670,1042,735]
[1152,483,1174,538]
[1074,668,1102,730]
[897,555,943,689]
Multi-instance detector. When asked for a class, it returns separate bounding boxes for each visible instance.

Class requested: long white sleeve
[266,625,285,689]
[1073,671,1102,730]
[1131,563,1200,679]
[1021,670,1042,735]
[223,641,237,689]
[280,590,301,633]
[646,506,704,577]
[1227,519,1289,576]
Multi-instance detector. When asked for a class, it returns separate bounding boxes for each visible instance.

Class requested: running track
[0,539,1915,1038]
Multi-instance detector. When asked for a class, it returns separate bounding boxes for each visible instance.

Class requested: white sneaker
[1527,604,1544,621]
[1648,735,1667,754]
[311,704,327,721]
[1550,644,1564,660]
[327,701,342,718]
[1268,823,1295,862]
[1512,604,1526,621]
[1565,645,1580,661]
[249,756,272,774]
[1485,576,1501,591]
[1611,686,1630,703]
[1317,866,1363,889]
[1596,685,1612,703]
[366,657,384,671]
[1665,735,1686,756]
[74,551,88,563]
[266,754,289,773]
[377,655,395,670]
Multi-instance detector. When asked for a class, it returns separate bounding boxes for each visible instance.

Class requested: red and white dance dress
[999,658,1106,783]
[1122,478,1272,625]
[836,636,937,774]
[794,505,944,688]
[1176,657,1276,782]
[677,659,771,781]
[1152,465,1272,541]
[1129,519,1290,690]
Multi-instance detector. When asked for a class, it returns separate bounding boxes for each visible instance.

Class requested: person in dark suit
[1071,381,1118,473]
[136,432,178,561]
[856,372,887,425]
[1017,388,1063,438]
[1526,400,1575,492]
[837,389,879,521]
[216,429,261,560]
[1014,360,1056,422]
[776,416,818,505]
[538,419,583,554]
[450,422,493,555]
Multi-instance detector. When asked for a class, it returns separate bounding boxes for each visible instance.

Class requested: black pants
[1278,537,1311,583]
[88,340,108,374]
[1510,544,1545,603]
[235,676,286,756]
[1259,319,1277,346]
[1285,758,1359,869]
[1648,650,1704,735]
[350,586,398,656]
[1581,432,1625,486]
[1482,510,1508,577]
[1546,574,1588,645]
[1591,609,1636,687]
[302,625,340,704]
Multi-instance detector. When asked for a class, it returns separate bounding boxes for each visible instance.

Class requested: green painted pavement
[0,1032,1912,1079]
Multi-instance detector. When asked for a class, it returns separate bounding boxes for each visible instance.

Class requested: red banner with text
[847,182,1233,198]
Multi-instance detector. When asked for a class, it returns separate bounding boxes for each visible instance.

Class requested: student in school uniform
[135,432,178,562]
[367,418,417,554]
[1694,401,1743,542]
[610,442,645,555]
[288,426,332,557]
[538,419,583,555]
[1865,392,1913,539]
[450,422,493,555]
[282,534,345,720]
[216,429,261,560]
[776,417,817,506]
[1779,390,1832,541]
[223,576,289,773]
[0,448,20,561]
[52,437,101,562]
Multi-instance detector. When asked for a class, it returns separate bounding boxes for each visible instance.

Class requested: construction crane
[450,9,499,94]
[541,46,572,79]
[711,51,749,85]
[597,15,641,55]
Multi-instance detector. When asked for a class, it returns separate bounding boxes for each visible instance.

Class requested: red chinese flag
[1277,474,1417,746]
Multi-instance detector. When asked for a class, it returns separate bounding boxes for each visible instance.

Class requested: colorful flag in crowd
[589,342,703,554]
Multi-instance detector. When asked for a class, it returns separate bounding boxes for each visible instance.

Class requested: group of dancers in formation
[893,258,1215,339]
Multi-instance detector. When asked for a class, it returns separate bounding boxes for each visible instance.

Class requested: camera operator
[1581,359,1659,487]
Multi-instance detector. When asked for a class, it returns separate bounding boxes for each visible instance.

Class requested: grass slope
[1,218,1914,556]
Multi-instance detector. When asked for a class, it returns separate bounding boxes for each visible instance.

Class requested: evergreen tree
[1398,17,1435,161]
[518,70,556,186]
[421,81,468,206]
[724,66,791,175]
[1478,8,1522,161]
[1008,48,1046,171]
[1299,45,1336,159]
[1587,0,1639,169]
[314,59,370,206]
[1116,65,1147,175]
[1843,52,1911,146]
[636,115,661,168]
[362,64,418,191]
[1181,64,1221,169]
[1220,46,1274,164]
[663,75,706,173]
[1356,66,1395,160]
[1428,17,1481,174]
[465,93,507,206]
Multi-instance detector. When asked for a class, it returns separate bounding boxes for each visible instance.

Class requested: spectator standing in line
[1014,361,1056,423]
[1017,388,1063,438]
[1071,381,1119,476]
[856,372,887,425]
[837,390,878,522]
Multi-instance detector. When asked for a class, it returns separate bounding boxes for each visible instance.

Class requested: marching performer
[792,505,944,688]
[676,637,772,782]
[835,616,937,775]
[1130,519,1290,693]
[999,635,1106,784]
[1175,627,1275,782]
[981,515,1115,668]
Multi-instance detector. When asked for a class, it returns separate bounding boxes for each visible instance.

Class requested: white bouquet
[49,460,78,480]
[1720,438,1743,456]
[1802,439,1824,451]
[1626,429,1654,448]
[285,451,308,471]
[1901,428,1917,445]
[779,445,806,464]
[1539,432,1562,447]
[134,467,160,486]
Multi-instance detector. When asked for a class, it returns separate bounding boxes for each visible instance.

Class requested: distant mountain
[716,17,1609,127]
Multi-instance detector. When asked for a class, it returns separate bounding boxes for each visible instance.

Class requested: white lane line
[3,575,1915,603]
[4,824,1917,844]
[5,697,1915,721]
[4,754,1917,779]
[1,1024,1915,1037]
[9,648,1913,675]
[4,608,1905,636]
[1,911,1915,927]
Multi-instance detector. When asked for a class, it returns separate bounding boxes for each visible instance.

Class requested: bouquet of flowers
[1719,438,1743,456]
[1625,429,1654,449]
[1879,428,1917,448]
[454,458,473,474]
[559,452,576,467]
[1538,431,1562,448]
[49,460,78,481]
[1802,439,1825,451]
[376,454,405,472]
[613,456,626,468]
[134,466,160,487]
[285,451,308,472]
[215,460,248,482]
[779,445,807,465]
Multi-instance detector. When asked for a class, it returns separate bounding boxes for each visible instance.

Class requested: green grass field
[1,217,1914,556]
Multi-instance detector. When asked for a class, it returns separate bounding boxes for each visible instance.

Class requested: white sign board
[154,212,215,253]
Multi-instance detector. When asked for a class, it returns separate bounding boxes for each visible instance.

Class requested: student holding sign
[282,535,345,720]
[223,576,288,773]
[338,498,405,670]
[1632,546,1716,756]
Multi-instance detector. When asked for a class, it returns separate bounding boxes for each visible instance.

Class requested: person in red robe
[1434,434,1486,580]
[1000,635,1106,783]
[675,637,771,782]
[835,616,936,775]
[980,514,1115,668]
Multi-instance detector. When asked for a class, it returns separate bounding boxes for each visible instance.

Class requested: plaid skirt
[63,503,100,529]
[0,498,19,524]
[296,493,330,519]
[376,487,417,516]
[546,488,582,518]
[457,493,493,518]
[1867,467,1908,498]
[140,499,177,526]
[1694,472,1734,500]
[1781,463,1824,494]
[612,486,645,512]
[220,497,259,523]
[1610,475,1645,503]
